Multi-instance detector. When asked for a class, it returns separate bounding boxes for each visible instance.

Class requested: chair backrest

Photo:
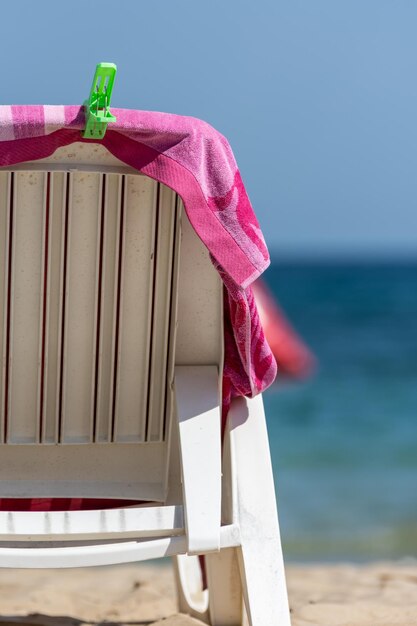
[0,143,223,501]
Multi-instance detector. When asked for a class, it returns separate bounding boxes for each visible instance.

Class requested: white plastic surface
[8,172,45,443]
[175,366,222,555]
[0,442,166,501]
[0,153,222,447]
[0,504,184,540]
[0,524,240,569]
[0,142,291,626]
[227,395,292,626]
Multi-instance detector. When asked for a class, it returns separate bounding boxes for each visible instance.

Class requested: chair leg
[175,393,291,626]
[173,554,210,624]
[174,549,243,626]
[205,547,243,625]
[228,395,292,626]
[236,535,290,626]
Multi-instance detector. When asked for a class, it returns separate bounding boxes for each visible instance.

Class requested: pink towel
[0,105,277,413]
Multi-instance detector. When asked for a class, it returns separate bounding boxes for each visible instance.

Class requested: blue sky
[3,1,417,256]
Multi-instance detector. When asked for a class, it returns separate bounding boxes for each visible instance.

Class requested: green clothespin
[83,63,117,139]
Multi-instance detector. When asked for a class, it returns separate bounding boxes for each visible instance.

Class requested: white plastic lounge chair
[0,140,291,625]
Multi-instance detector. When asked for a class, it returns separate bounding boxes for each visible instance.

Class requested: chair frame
[0,143,291,626]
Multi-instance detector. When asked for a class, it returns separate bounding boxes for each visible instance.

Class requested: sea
[263,260,417,562]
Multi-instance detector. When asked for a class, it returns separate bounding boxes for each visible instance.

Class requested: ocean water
[263,261,417,562]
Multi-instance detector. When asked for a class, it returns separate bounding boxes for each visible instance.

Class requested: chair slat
[163,197,182,450]
[0,504,184,540]
[113,176,156,442]
[0,172,10,443]
[146,185,177,442]
[95,173,122,443]
[60,173,102,443]
[175,212,223,366]
[7,172,46,443]
[42,172,66,443]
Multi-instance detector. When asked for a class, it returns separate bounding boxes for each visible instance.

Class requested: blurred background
[3,0,417,562]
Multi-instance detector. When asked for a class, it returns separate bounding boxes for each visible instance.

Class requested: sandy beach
[0,561,416,626]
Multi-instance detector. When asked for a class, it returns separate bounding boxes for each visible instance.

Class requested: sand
[0,561,416,626]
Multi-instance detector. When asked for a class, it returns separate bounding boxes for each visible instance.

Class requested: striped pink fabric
[0,105,277,410]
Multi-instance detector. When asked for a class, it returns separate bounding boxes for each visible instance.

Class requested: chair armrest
[174,365,221,554]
